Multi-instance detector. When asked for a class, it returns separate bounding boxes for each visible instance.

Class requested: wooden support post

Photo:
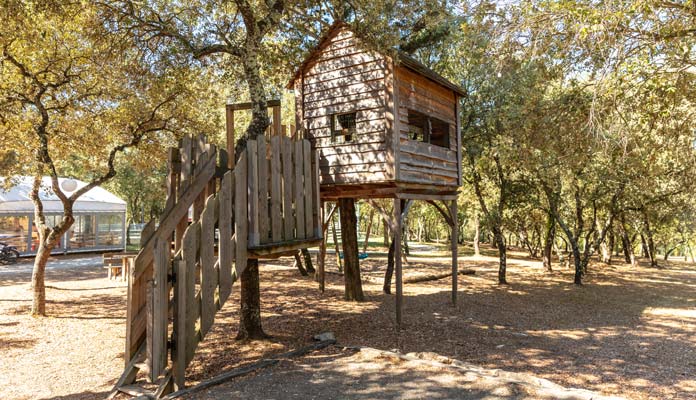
[318,202,326,292]
[272,105,281,137]
[393,198,402,326]
[450,200,458,306]
[225,105,235,169]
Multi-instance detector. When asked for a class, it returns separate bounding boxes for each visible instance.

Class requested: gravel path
[0,254,103,276]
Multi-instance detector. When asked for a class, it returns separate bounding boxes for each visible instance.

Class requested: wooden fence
[116,133,321,398]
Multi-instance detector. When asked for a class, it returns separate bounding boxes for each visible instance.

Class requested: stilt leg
[318,202,326,292]
[393,199,402,326]
[450,200,458,306]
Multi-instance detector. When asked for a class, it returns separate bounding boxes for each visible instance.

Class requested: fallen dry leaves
[0,246,694,399]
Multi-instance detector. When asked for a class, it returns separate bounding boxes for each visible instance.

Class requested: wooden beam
[226,99,281,111]
[225,105,235,169]
[396,192,458,201]
[393,198,402,327]
[247,238,323,258]
[449,200,458,306]
[426,200,454,227]
[273,105,281,136]
[318,202,327,292]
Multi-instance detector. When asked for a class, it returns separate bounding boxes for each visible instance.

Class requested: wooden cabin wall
[394,66,459,187]
[300,27,390,185]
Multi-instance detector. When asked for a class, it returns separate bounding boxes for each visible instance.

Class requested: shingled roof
[287,21,466,97]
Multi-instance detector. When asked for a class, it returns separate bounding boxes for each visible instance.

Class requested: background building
[0,177,126,255]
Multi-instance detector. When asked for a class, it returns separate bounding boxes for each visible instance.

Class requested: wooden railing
[245,135,321,254]
[116,133,321,398]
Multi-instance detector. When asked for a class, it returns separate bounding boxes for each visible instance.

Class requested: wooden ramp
[110,134,321,399]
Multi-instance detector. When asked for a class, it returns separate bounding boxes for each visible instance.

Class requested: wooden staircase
[109,133,321,399]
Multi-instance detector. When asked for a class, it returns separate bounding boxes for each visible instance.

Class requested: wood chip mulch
[1,247,694,399]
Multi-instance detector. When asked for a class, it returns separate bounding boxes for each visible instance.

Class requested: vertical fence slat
[303,140,313,238]
[183,222,199,366]
[270,136,282,242]
[257,136,269,244]
[192,151,208,221]
[200,195,217,336]
[312,146,322,238]
[164,148,179,214]
[247,141,259,246]
[172,259,186,391]
[218,171,233,305]
[125,219,155,365]
[294,140,306,239]
[176,138,192,251]
[149,237,169,381]
[282,136,294,240]
[235,152,248,276]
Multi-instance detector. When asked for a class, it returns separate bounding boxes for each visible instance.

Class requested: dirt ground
[188,346,621,400]
[1,245,694,399]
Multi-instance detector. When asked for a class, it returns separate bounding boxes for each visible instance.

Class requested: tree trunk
[236,260,267,339]
[382,219,389,247]
[293,252,307,276]
[621,233,633,264]
[473,213,481,257]
[384,236,395,294]
[493,226,507,285]
[403,230,410,256]
[640,234,649,258]
[604,229,614,264]
[339,198,364,301]
[236,38,271,340]
[570,239,583,285]
[542,213,555,272]
[301,248,315,274]
[664,245,679,261]
[619,215,633,264]
[31,241,52,316]
[362,209,374,253]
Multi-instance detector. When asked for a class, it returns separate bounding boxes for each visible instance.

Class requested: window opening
[331,112,356,144]
[407,109,450,148]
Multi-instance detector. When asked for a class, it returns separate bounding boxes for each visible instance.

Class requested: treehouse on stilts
[111,21,463,399]
[289,22,465,324]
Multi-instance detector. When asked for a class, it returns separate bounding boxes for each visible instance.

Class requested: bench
[103,252,137,281]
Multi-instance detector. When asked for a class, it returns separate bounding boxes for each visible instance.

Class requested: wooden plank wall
[302,27,391,185]
[395,66,459,187]
[247,136,320,246]
[124,133,322,392]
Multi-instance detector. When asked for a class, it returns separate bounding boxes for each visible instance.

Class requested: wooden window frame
[330,112,357,144]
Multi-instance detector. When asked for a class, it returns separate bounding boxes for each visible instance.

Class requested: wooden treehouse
[289,21,464,199]
[289,22,464,323]
[112,22,465,399]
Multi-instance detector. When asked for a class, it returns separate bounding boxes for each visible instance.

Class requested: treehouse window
[331,112,356,144]
[407,109,450,148]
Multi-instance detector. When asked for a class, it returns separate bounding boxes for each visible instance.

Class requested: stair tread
[117,384,153,397]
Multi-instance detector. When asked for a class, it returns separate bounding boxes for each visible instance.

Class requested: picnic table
[103,252,137,281]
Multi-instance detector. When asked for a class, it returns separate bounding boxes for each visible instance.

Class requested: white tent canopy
[0,177,126,215]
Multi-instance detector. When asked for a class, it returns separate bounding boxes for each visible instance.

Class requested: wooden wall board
[294,140,306,239]
[199,195,217,337]
[270,136,282,242]
[218,172,233,304]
